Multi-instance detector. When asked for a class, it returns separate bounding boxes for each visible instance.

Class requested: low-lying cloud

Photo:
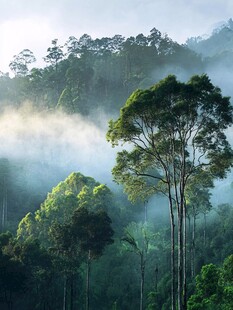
[0,104,116,186]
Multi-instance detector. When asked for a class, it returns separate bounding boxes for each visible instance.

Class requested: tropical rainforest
[0,19,233,310]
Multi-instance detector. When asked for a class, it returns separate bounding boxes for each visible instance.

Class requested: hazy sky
[0,0,232,72]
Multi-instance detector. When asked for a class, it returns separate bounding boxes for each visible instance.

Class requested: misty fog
[0,103,117,190]
[1,16,233,310]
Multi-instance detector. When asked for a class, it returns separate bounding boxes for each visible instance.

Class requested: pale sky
[0,0,232,73]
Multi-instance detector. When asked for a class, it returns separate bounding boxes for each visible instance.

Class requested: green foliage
[17,172,113,247]
[9,49,36,77]
[185,170,213,218]
[0,249,27,300]
[1,26,233,310]
[107,73,233,310]
[222,254,233,284]
[0,233,55,309]
[17,212,36,240]
[70,207,114,258]
[107,73,233,216]
[0,28,204,114]
[107,74,233,182]
[186,19,233,58]
[37,173,93,224]
[122,221,156,255]
[188,255,233,310]
[43,39,64,70]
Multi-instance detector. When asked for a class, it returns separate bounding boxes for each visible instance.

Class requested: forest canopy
[0,24,233,310]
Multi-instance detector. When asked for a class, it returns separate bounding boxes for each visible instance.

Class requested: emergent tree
[107,74,233,310]
[9,49,36,76]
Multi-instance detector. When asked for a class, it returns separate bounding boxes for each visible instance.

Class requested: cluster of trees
[0,24,233,310]
[1,23,233,118]
[1,172,233,309]
[0,74,233,309]
[0,28,202,116]
[186,18,233,58]
[1,173,115,309]
[107,74,233,309]
[188,254,233,309]
[186,18,233,97]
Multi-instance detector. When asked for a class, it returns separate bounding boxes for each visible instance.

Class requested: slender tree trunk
[63,275,67,310]
[203,213,207,265]
[178,147,187,310]
[168,197,176,310]
[86,250,91,310]
[183,202,187,310]
[70,275,74,310]
[1,176,7,231]
[203,213,207,247]
[140,254,145,310]
[124,52,132,95]
[188,216,192,277]
[191,215,196,278]
[177,208,184,310]
[144,201,148,224]
[155,264,158,292]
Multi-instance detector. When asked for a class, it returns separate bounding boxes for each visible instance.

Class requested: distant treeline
[0,28,203,116]
[0,23,233,310]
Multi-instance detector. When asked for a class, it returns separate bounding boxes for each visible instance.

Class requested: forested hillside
[0,28,202,115]
[0,26,233,310]
[186,18,233,57]
[186,18,233,98]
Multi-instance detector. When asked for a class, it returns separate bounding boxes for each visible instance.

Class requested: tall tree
[122,222,155,310]
[65,207,114,310]
[49,221,82,310]
[107,74,233,310]
[43,39,64,72]
[48,182,113,310]
[9,49,36,76]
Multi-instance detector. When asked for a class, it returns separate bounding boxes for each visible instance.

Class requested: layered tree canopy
[17,172,113,245]
[107,74,233,310]
[1,23,233,310]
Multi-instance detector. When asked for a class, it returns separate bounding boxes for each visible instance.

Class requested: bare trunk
[155,265,158,292]
[168,197,176,310]
[188,216,192,277]
[140,254,145,310]
[183,202,187,310]
[70,275,74,310]
[177,209,184,310]
[1,176,7,231]
[144,201,148,224]
[191,215,196,278]
[86,250,91,310]
[177,143,187,310]
[203,213,206,247]
[63,275,67,310]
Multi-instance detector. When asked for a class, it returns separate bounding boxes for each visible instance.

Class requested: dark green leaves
[107,74,233,190]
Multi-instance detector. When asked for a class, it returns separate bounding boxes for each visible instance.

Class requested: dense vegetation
[0,23,233,309]
[0,28,203,116]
